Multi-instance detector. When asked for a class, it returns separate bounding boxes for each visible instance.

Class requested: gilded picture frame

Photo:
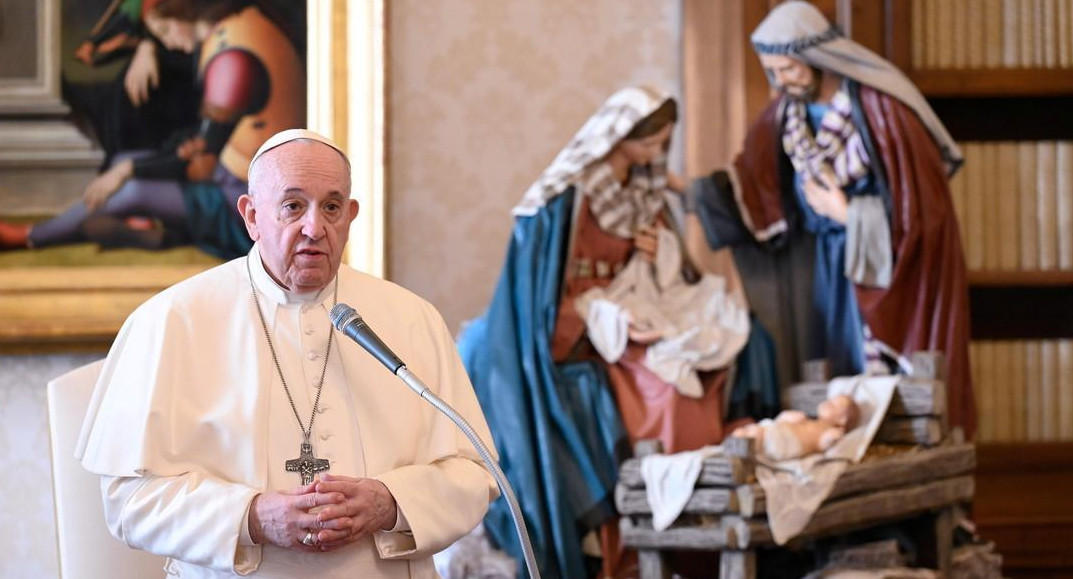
[0,0,368,353]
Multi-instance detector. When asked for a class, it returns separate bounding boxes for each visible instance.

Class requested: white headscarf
[512,86,674,221]
[751,1,962,175]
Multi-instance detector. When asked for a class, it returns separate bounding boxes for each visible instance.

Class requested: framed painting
[0,0,317,352]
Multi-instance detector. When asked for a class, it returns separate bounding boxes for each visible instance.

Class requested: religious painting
[0,0,307,350]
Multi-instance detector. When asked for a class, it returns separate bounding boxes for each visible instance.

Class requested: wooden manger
[616,353,977,579]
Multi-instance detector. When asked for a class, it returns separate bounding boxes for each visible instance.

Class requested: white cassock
[76,244,498,578]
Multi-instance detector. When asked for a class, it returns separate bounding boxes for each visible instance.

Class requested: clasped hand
[249,474,399,552]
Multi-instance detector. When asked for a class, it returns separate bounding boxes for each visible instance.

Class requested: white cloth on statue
[640,445,723,531]
[755,375,897,544]
[77,244,498,577]
[575,225,749,397]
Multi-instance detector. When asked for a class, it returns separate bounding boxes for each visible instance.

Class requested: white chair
[47,359,166,578]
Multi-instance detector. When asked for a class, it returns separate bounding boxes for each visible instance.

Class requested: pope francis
[76,129,499,578]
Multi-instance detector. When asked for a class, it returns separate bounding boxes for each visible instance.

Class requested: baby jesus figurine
[732,395,861,461]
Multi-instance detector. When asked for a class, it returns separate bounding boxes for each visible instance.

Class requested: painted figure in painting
[459,86,754,578]
[0,0,304,259]
[687,1,975,437]
[65,0,201,165]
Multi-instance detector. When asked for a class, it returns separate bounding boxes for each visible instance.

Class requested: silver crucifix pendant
[285,442,330,484]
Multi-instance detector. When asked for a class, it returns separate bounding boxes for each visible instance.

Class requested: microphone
[329,304,404,373]
[328,302,541,579]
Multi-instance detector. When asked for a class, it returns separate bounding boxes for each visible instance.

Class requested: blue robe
[793,103,877,377]
[458,191,625,578]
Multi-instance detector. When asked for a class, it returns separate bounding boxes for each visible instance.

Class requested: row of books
[949,141,1073,272]
[971,340,1073,442]
[912,0,1073,69]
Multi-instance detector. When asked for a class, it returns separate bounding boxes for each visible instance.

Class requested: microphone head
[329,303,359,330]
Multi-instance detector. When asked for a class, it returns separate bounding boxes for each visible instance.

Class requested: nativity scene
[2,1,1069,578]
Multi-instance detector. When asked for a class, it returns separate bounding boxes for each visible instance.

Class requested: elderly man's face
[759,53,820,101]
[239,141,358,293]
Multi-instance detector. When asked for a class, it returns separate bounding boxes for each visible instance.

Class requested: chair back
[47,359,166,578]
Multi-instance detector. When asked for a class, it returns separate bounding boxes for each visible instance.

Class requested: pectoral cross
[286,442,330,484]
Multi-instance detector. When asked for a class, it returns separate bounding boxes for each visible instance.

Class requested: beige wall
[387,0,681,332]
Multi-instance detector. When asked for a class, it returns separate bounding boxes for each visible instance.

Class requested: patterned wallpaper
[387,0,682,332]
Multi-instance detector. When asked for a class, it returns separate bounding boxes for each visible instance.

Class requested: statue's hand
[802,170,848,224]
[634,224,659,262]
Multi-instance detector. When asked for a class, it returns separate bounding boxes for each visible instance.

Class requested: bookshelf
[910,69,1073,97]
[839,0,1073,575]
[968,270,1073,286]
[688,1,1072,573]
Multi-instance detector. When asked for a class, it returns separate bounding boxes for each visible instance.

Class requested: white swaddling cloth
[640,445,724,531]
[575,226,749,397]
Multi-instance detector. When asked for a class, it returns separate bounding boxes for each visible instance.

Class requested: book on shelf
[993,339,1012,440]
[998,143,1020,271]
[953,0,968,68]
[1018,141,1040,270]
[1060,340,1073,440]
[982,0,1003,68]
[969,0,986,68]
[983,144,1002,270]
[1057,142,1073,269]
[937,0,954,68]
[972,339,1073,443]
[1041,339,1058,439]
[1025,340,1042,441]
[1021,0,1035,67]
[974,341,994,441]
[912,0,925,69]
[938,0,950,68]
[912,0,1073,71]
[1010,338,1026,442]
[953,140,1073,274]
[1060,0,1072,68]
[1043,0,1058,68]
[1037,142,1058,270]
[965,143,986,270]
[925,0,940,69]
[1002,0,1021,68]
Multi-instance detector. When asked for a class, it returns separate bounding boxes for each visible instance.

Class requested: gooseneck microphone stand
[329,304,540,579]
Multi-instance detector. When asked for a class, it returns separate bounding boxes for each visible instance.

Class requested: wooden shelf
[911,69,1073,98]
[974,442,1073,575]
[969,284,1073,340]
[969,270,1073,287]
